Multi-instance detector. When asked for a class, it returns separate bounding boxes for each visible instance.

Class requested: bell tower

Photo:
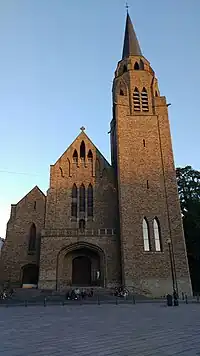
[111,12,192,296]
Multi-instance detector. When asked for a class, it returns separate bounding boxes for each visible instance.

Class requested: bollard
[132,295,135,304]
[44,297,46,307]
[24,300,27,307]
[115,297,118,305]
[97,296,100,305]
[62,300,65,306]
[197,294,199,303]
[166,294,173,307]
[174,298,179,307]
[182,292,185,300]
[185,294,188,304]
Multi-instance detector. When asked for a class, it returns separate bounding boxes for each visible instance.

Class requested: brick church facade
[0,13,192,297]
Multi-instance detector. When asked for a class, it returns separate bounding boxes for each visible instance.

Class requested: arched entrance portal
[21,264,39,287]
[57,243,105,290]
[72,256,91,285]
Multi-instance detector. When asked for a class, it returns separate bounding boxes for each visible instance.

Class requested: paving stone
[0,304,200,355]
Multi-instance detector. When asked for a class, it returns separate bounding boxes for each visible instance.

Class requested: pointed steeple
[122,13,142,59]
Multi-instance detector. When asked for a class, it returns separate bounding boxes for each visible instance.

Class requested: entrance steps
[9,287,149,303]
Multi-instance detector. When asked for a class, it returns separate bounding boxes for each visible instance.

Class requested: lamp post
[167,238,176,293]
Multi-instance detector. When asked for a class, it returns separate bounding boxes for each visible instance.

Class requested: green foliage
[176,166,200,215]
[176,166,200,292]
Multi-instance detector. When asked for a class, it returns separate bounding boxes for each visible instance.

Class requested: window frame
[143,218,151,252]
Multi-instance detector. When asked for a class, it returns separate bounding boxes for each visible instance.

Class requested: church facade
[0,13,192,297]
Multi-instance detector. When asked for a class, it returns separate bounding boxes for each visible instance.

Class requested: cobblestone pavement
[0,303,200,355]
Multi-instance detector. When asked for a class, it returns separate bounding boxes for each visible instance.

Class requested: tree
[176,166,200,293]
[176,166,200,214]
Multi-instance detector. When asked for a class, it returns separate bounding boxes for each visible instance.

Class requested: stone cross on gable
[80,126,85,131]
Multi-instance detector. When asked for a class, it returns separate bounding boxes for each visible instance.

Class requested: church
[0,13,192,297]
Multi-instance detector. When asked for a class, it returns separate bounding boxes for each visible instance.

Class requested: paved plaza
[0,303,200,355]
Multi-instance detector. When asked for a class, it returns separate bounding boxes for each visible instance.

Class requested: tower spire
[122,12,142,59]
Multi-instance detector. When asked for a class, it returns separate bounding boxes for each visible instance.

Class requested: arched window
[79,219,85,232]
[133,87,140,111]
[87,184,93,217]
[143,218,150,251]
[117,81,127,97]
[155,90,158,97]
[28,223,36,252]
[67,158,71,177]
[80,141,86,160]
[71,184,78,218]
[73,149,78,163]
[59,167,64,177]
[88,149,93,161]
[134,62,140,70]
[123,65,127,73]
[153,218,162,251]
[141,87,149,112]
[139,59,144,70]
[79,184,85,213]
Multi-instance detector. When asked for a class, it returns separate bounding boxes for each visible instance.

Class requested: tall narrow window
[134,62,140,70]
[59,167,64,177]
[73,149,78,163]
[28,223,36,252]
[143,218,150,251]
[87,184,93,217]
[71,184,78,218]
[141,87,149,112]
[133,87,140,111]
[79,184,85,213]
[67,158,71,177]
[80,141,86,160]
[88,149,93,161]
[153,218,162,251]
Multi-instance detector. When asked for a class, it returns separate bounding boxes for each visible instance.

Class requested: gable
[15,186,46,208]
[53,130,111,169]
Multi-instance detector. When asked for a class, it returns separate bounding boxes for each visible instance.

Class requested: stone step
[9,289,148,303]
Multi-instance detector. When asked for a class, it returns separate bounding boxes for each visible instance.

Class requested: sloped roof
[122,13,142,59]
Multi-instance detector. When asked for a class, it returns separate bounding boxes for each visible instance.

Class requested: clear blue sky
[0,0,200,238]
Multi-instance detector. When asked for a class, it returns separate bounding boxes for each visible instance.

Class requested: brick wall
[0,186,46,285]
[112,55,192,297]
[38,132,121,289]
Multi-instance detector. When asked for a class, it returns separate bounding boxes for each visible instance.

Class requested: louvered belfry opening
[133,87,140,111]
[141,87,149,112]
